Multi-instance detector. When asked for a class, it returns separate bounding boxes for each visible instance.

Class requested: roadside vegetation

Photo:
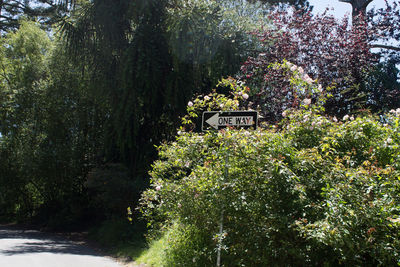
[138,69,400,266]
[0,0,400,266]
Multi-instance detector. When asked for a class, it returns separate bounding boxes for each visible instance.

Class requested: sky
[308,0,399,68]
[308,0,392,18]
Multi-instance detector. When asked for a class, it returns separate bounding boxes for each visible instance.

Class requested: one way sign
[202,111,258,131]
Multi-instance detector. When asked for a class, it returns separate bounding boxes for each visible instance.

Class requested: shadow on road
[0,225,100,257]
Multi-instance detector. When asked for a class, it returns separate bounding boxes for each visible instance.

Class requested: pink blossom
[303,98,311,105]
[303,74,314,84]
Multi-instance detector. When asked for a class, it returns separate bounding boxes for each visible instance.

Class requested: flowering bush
[240,59,328,123]
[140,99,400,265]
[180,77,251,131]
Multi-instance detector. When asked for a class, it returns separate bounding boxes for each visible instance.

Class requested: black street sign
[202,111,258,131]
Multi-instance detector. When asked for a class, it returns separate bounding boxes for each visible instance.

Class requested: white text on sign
[218,116,253,126]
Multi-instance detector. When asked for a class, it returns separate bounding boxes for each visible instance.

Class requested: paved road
[0,225,123,267]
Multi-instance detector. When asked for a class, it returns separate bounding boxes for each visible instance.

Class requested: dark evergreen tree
[0,0,75,33]
[60,0,259,216]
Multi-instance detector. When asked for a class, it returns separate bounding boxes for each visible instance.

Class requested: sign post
[201,110,258,267]
[202,111,258,131]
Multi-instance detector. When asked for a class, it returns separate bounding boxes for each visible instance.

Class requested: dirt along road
[0,224,124,267]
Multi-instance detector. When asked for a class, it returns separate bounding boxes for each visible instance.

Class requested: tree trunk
[339,0,373,18]
[0,0,3,17]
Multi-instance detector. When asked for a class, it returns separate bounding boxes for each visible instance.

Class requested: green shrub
[140,76,400,266]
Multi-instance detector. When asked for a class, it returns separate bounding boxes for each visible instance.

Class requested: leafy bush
[140,103,400,266]
[86,163,145,219]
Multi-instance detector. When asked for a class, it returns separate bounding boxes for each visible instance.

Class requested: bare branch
[370,44,400,52]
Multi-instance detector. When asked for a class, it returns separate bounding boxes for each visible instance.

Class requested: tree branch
[370,44,400,52]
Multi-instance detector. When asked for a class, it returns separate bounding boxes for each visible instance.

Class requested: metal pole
[217,148,229,267]
[216,209,224,267]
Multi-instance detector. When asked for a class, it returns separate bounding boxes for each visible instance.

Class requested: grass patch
[135,234,167,267]
[88,218,166,266]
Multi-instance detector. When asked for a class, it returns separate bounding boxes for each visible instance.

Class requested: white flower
[290,65,297,72]
[333,116,338,122]
[350,116,354,121]
[204,96,210,101]
[177,130,183,135]
[282,110,288,117]
[298,66,304,74]
[387,138,393,144]
[219,103,224,109]
[396,108,400,116]
[188,101,193,107]
[155,185,162,191]
[303,98,312,105]
[317,84,323,92]
[242,93,249,100]
[390,109,396,114]
[343,115,349,121]
[238,91,243,96]
[303,74,314,84]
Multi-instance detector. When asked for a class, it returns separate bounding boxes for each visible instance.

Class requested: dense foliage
[140,99,400,266]
[0,0,76,33]
[58,0,267,216]
[240,2,400,122]
[0,0,267,225]
[0,21,105,226]
[0,5,400,266]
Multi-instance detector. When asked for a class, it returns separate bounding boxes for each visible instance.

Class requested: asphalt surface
[0,225,123,267]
